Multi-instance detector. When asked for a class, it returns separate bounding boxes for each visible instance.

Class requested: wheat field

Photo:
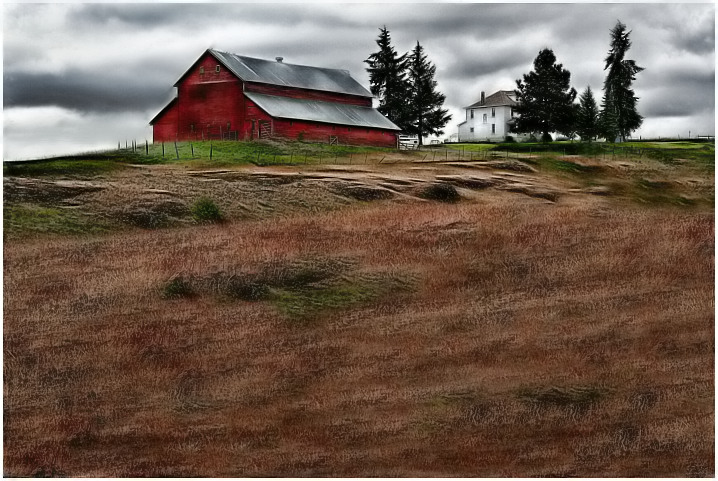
[4,186,713,476]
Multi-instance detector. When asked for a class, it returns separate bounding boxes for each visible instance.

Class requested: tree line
[513,21,643,142]
[365,21,643,144]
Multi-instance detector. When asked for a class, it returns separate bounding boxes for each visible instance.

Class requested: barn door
[258,120,272,139]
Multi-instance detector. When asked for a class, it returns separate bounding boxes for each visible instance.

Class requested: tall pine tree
[599,21,644,142]
[513,49,577,141]
[405,41,451,145]
[576,86,600,142]
[364,27,411,130]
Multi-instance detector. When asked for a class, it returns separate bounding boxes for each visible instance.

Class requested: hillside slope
[3,144,714,476]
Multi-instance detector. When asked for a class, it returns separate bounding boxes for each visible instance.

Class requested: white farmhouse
[457,90,525,142]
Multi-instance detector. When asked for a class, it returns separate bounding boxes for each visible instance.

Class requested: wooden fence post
[145,140,149,155]
[210,142,213,160]
[174,141,179,160]
[191,143,194,158]
[162,143,165,158]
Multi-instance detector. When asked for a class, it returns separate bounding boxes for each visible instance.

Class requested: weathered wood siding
[152,100,179,142]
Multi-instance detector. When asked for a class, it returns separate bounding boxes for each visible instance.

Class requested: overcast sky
[3,2,715,160]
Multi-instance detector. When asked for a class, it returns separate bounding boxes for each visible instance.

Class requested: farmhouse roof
[466,90,517,109]
[176,49,373,98]
[244,92,401,130]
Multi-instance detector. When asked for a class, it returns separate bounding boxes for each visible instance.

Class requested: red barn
[150,49,401,147]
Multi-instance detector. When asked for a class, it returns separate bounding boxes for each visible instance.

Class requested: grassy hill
[3,139,714,476]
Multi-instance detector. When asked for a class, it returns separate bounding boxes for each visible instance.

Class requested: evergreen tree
[405,41,451,145]
[599,21,644,142]
[364,27,411,130]
[512,49,577,140]
[576,86,600,141]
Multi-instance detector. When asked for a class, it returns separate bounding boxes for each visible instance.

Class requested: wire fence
[117,139,711,166]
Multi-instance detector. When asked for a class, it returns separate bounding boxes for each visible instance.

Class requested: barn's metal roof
[244,92,401,130]
[465,90,517,109]
[205,49,373,98]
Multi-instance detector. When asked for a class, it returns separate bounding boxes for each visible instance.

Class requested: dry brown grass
[4,184,714,476]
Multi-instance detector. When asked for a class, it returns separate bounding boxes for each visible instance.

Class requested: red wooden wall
[176,54,245,140]
[273,118,397,148]
[152,100,179,142]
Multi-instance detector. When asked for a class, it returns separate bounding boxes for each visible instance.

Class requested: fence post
[162,143,165,158]
[210,142,213,160]
[191,143,194,158]
[174,141,179,160]
[118,142,121,150]
[146,140,148,155]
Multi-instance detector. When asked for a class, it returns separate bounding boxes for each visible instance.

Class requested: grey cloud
[4,69,174,114]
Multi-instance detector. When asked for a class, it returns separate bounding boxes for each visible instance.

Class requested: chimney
[481,91,485,104]
[275,57,284,63]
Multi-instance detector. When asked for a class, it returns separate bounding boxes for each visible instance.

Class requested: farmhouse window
[491,108,496,117]
[215,65,221,73]
[470,127,474,133]
[470,110,474,119]
[492,124,496,134]
[199,67,204,75]
[483,114,487,123]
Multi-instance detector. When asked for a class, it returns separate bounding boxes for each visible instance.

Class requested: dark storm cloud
[4,69,173,114]
[640,72,715,118]
[72,3,363,30]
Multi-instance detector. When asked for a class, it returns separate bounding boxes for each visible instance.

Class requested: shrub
[191,197,222,223]
[162,276,193,299]
[224,275,272,301]
[541,132,553,143]
[504,135,515,143]
[418,183,461,203]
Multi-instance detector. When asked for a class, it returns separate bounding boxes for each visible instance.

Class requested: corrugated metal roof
[245,92,401,130]
[466,90,517,109]
[209,49,372,98]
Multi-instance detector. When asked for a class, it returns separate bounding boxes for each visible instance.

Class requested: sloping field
[3,146,714,476]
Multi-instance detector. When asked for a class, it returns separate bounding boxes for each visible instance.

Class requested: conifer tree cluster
[511,20,643,143]
[365,27,451,145]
